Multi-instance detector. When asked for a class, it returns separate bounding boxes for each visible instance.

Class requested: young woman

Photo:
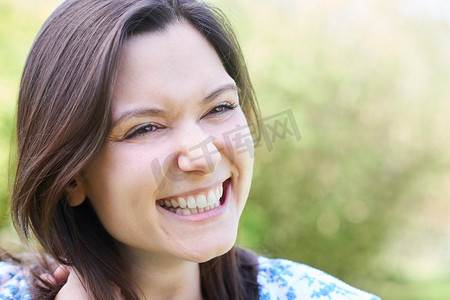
[0,0,379,299]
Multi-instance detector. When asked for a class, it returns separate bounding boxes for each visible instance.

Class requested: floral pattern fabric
[0,262,30,300]
[258,257,380,300]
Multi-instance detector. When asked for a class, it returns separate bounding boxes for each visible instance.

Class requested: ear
[65,179,86,207]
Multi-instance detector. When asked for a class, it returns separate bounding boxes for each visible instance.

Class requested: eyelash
[204,102,238,117]
[124,102,238,140]
[124,123,162,140]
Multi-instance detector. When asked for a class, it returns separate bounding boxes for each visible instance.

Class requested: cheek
[82,138,189,210]
[207,110,255,162]
[81,144,161,207]
[80,144,169,239]
[212,110,255,195]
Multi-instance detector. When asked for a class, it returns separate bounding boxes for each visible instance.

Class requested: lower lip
[157,179,231,223]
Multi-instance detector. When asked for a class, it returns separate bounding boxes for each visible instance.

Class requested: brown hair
[11,0,260,299]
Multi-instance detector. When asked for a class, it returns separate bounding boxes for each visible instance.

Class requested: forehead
[112,21,234,113]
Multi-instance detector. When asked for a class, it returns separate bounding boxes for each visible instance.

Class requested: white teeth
[187,196,196,209]
[159,182,226,215]
[207,190,216,206]
[178,197,186,208]
[214,187,220,200]
[196,195,207,208]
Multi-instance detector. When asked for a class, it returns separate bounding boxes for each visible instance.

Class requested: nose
[176,123,221,174]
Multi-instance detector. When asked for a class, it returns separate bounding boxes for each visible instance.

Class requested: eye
[124,123,162,140]
[205,102,238,117]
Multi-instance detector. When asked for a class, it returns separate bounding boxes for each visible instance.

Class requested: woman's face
[77,21,254,263]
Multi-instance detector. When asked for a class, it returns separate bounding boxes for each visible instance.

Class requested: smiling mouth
[157,179,230,216]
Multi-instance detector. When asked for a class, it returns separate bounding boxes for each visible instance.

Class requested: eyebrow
[201,83,239,105]
[112,83,239,127]
[112,107,166,128]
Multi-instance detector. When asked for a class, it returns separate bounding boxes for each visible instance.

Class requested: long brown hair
[11,0,260,299]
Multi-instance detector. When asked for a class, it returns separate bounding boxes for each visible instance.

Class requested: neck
[126,249,203,300]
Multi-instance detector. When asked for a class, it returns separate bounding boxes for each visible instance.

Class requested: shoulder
[0,261,31,299]
[257,256,380,300]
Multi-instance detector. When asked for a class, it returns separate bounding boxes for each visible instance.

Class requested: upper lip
[157,177,229,200]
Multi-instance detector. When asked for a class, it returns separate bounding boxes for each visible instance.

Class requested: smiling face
[74,21,254,263]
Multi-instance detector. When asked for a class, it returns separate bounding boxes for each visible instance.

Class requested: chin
[185,232,237,263]
[195,245,235,263]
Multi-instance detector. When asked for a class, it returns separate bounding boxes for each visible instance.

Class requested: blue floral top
[0,258,379,299]
[0,262,30,299]
[258,256,380,300]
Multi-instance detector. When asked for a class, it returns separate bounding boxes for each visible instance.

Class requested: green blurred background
[1,0,449,299]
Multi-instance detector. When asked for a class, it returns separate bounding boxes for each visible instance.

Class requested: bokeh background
[1,0,449,299]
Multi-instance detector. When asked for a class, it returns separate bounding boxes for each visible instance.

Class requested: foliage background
[1,0,449,299]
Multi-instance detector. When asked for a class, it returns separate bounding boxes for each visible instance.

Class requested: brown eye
[125,123,161,139]
[206,103,238,117]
